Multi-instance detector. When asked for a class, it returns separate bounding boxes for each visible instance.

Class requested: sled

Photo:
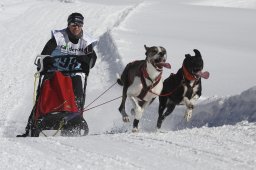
[18,55,90,137]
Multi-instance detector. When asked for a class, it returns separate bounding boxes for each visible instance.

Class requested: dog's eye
[152,49,158,54]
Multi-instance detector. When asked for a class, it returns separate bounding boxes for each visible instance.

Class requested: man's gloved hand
[81,62,90,75]
[77,56,90,75]
[43,56,55,71]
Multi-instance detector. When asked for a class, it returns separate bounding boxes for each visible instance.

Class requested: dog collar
[182,65,197,81]
[142,64,162,83]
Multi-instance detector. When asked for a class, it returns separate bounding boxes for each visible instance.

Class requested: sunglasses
[69,23,83,27]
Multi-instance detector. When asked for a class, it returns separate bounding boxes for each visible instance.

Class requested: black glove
[81,62,90,75]
[43,56,55,71]
[77,56,90,75]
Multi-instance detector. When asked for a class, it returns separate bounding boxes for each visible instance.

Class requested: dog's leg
[158,96,167,116]
[133,100,150,133]
[191,94,199,103]
[183,97,194,122]
[132,99,154,132]
[132,119,140,132]
[184,94,200,121]
[157,97,167,129]
[184,109,193,122]
[183,97,194,109]
[130,97,148,132]
[130,97,143,119]
[118,85,130,122]
[157,100,176,129]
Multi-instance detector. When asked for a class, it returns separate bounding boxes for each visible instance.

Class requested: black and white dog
[157,49,209,129]
[117,45,171,132]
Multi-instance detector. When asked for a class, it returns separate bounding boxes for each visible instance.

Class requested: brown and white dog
[157,49,209,129]
[117,45,171,132]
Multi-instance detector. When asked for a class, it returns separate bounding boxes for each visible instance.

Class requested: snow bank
[152,86,256,131]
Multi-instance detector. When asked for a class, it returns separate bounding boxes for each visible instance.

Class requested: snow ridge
[92,1,142,85]
[159,86,256,131]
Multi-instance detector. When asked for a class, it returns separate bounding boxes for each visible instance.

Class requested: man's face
[68,23,83,36]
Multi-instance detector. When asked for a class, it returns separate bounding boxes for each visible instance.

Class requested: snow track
[1,122,255,170]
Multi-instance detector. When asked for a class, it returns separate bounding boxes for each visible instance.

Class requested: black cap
[67,12,84,25]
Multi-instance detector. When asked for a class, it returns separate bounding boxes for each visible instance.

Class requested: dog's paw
[132,127,139,133]
[186,103,194,109]
[122,116,130,122]
[184,109,193,122]
[192,94,200,101]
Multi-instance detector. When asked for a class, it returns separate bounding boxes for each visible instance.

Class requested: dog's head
[144,45,171,71]
[183,49,209,80]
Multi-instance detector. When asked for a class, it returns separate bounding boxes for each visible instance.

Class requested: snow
[0,0,256,169]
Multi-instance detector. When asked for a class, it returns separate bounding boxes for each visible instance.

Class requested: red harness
[182,65,200,88]
[150,66,199,97]
[182,65,197,81]
[137,63,162,100]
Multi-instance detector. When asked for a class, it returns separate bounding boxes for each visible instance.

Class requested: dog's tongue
[197,71,210,79]
[157,62,171,69]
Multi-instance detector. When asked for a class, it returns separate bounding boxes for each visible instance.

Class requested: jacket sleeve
[41,37,57,55]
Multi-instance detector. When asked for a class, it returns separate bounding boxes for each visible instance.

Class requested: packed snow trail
[1,122,256,170]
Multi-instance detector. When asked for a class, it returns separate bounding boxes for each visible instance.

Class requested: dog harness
[137,63,162,101]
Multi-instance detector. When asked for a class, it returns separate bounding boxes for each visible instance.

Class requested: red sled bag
[35,71,79,120]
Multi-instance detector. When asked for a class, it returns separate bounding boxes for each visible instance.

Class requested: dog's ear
[193,49,202,58]
[144,45,150,57]
[144,45,149,51]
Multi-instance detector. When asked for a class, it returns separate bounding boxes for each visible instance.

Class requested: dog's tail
[116,73,123,86]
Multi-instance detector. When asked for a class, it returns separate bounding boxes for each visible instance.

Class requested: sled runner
[18,55,90,137]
